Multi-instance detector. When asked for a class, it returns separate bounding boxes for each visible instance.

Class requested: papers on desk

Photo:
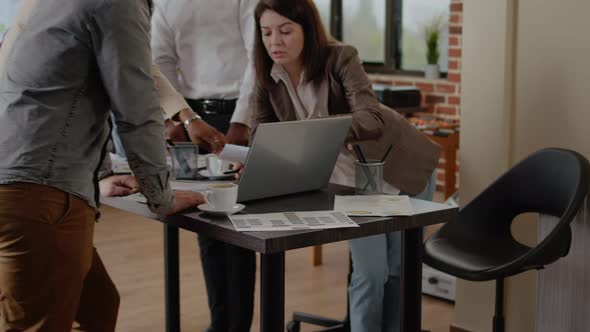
[219,144,249,163]
[228,211,359,232]
[334,195,414,216]
[122,192,147,204]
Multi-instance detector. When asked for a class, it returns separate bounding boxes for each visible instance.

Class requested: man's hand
[163,190,206,216]
[185,119,226,154]
[226,122,250,146]
[165,119,188,142]
[99,175,140,197]
[176,109,226,153]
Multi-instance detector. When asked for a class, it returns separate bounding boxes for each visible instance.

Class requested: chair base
[493,315,505,332]
[493,278,505,332]
[286,312,348,332]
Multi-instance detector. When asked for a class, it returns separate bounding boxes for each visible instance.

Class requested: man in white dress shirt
[152,0,256,146]
[151,1,258,331]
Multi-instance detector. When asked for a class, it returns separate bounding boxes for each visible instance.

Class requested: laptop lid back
[237,117,352,202]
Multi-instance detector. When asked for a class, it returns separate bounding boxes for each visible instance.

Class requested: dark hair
[253,0,330,89]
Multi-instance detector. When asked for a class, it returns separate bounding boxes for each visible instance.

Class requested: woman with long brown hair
[250,1,439,331]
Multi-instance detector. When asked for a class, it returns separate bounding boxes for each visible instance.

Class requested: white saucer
[198,203,245,216]
[198,169,235,180]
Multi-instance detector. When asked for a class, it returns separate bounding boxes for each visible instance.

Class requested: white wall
[455,0,516,330]
[456,0,590,331]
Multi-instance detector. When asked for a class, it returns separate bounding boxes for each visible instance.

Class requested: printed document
[219,144,249,163]
[334,195,414,216]
[228,211,359,232]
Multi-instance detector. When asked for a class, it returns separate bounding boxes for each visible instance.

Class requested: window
[315,0,450,74]
[401,0,449,72]
[0,0,20,36]
[314,0,332,36]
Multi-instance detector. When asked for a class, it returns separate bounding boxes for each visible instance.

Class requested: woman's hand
[231,162,245,180]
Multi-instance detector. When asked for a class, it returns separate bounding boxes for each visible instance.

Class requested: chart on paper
[334,195,414,216]
[228,211,359,232]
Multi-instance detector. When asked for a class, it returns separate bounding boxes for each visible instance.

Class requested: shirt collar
[270,63,286,83]
[270,63,307,85]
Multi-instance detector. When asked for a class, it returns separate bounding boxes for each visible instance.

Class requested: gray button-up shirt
[0,0,174,214]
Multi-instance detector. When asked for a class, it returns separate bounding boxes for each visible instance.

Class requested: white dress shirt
[151,0,257,127]
[270,64,400,194]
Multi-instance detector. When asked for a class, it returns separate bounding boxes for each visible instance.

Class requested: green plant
[423,15,444,65]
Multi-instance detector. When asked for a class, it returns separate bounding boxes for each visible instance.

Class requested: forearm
[94,0,174,214]
[153,64,190,119]
[346,108,386,142]
[116,114,174,214]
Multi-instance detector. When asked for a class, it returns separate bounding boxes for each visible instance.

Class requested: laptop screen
[237,117,352,202]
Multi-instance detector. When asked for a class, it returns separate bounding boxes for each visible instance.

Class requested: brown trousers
[0,183,119,332]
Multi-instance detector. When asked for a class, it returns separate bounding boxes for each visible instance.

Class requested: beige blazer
[251,43,440,194]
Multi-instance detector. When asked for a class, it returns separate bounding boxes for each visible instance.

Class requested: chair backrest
[437,148,590,276]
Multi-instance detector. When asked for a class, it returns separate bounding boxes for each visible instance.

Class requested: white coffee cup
[205,154,231,176]
[204,183,238,211]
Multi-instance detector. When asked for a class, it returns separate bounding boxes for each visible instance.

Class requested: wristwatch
[182,113,202,129]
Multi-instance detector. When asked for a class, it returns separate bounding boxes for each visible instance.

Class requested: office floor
[95,194,453,332]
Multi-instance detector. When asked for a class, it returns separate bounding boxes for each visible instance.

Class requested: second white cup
[205,154,231,176]
[204,183,238,211]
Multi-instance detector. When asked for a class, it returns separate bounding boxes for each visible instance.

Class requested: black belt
[186,98,237,115]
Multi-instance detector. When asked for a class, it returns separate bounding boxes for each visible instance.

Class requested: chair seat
[421,149,590,332]
[424,236,532,281]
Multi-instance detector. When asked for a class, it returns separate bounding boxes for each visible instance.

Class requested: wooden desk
[103,184,456,332]
[427,132,460,199]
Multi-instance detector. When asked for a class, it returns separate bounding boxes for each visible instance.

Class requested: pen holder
[168,143,199,180]
[354,159,384,195]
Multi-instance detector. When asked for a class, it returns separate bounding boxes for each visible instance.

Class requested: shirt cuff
[143,171,175,215]
[131,165,176,215]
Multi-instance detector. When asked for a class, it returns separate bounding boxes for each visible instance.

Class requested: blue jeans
[348,173,436,332]
[110,113,127,159]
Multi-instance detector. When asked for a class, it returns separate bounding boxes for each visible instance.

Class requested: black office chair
[423,148,590,332]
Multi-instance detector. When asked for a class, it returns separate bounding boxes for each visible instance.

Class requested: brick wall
[368,0,463,194]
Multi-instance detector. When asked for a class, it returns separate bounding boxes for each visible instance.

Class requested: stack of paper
[228,211,359,232]
[334,195,414,216]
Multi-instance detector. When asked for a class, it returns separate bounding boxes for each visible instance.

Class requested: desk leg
[400,228,423,332]
[260,252,285,332]
[310,245,323,266]
[164,224,180,332]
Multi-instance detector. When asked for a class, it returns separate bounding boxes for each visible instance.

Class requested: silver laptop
[237,117,352,202]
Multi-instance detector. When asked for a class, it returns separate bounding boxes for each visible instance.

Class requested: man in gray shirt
[0,0,202,330]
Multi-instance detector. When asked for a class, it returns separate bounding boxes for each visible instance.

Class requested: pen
[353,144,377,192]
[360,145,392,192]
[353,144,368,163]
[380,144,393,163]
